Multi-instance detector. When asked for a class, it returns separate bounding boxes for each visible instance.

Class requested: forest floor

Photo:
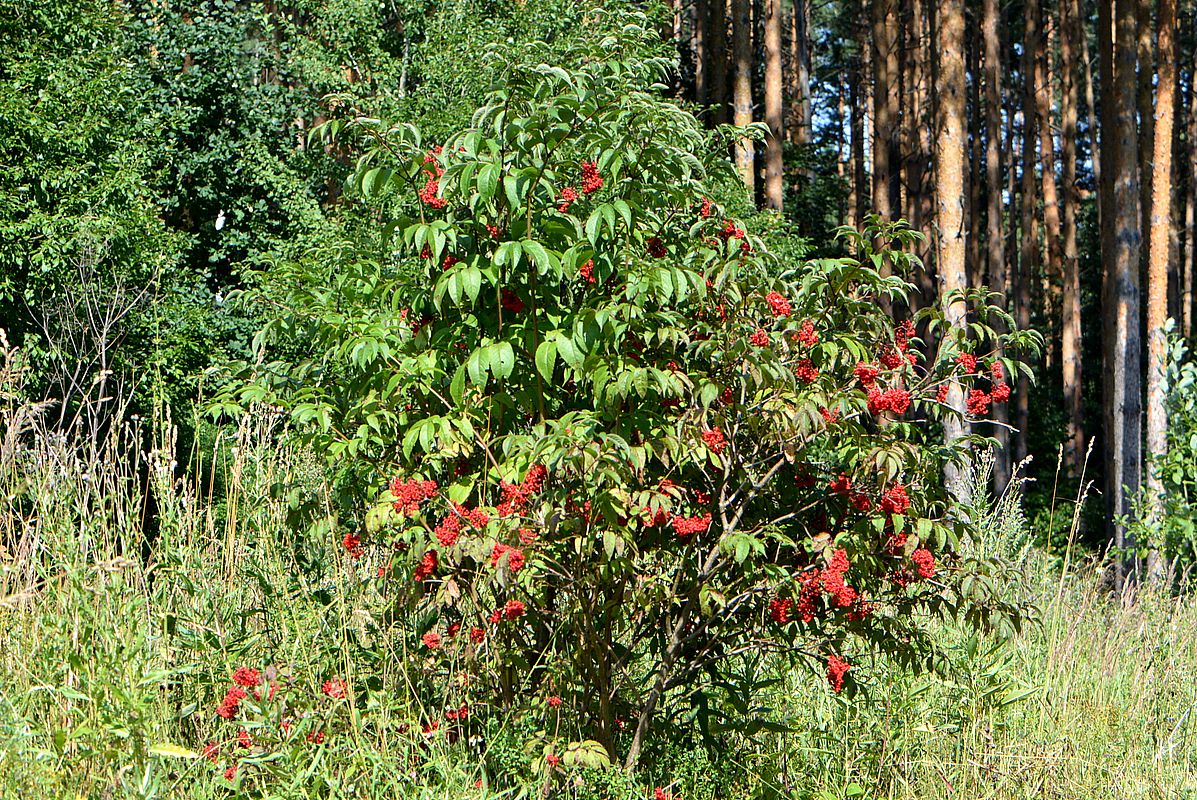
[2,412,1196,800]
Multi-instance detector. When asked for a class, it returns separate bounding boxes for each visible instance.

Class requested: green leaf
[522,240,551,274]
[477,163,499,201]
[535,339,558,382]
[450,363,467,404]
[491,341,515,381]
[149,743,199,759]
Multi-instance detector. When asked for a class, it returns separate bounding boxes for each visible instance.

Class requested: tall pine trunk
[968,28,984,288]
[1187,43,1197,338]
[763,0,784,210]
[872,0,900,221]
[1136,0,1154,248]
[732,0,754,194]
[1101,0,1144,589]
[1145,0,1176,580]
[1060,0,1084,476]
[1037,6,1063,369]
[936,0,970,499]
[983,0,1010,493]
[851,7,870,230]
[707,0,730,124]
[1016,0,1040,469]
[790,0,811,147]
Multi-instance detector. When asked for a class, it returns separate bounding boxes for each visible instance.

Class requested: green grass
[2,376,1196,798]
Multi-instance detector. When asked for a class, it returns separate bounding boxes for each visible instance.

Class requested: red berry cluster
[827,654,851,693]
[557,186,579,213]
[701,426,727,454]
[414,550,438,581]
[878,483,911,515]
[390,477,439,515]
[797,318,818,346]
[232,667,261,688]
[966,388,991,416]
[217,685,247,720]
[867,386,912,415]
[488,599,526,624]
[419,147,447,209]
[671,512,712,539]
[854,362,880,386]
[769,596,794,623]
[496,464,547,517]
[646,236,667,258]
[911,547,937,579]
[748,327,770,347]
[434,504,490,548]
[579,259,596,284]
[765,291,791,318]
[820,548,858,608]
[580,160,603,194]
[490,542,526,573]
[342,532,364,559]
[794,358,819,384]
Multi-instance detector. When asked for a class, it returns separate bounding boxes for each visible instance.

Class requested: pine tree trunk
[872,0,900,221]
[1136,0,1154,250]
[1060,0,1084,476]
[790,0,811,147]
[1102,0,1144,589]
[983,0,1010,493]
[732,0,754,194]
[905,0,935,305]
[763,0,784,210]
[1037,5,1063,371]
[1081,14,1101,213]
[1016,0,1040,470]
[968,28,983,288]
[1145,0,1176,581]
[706,0,730,124]
[936,0,970,499]
[1187,48,1197,338]
[851,8,870,231]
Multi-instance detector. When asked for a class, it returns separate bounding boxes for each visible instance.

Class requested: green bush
[213,18,1041,790]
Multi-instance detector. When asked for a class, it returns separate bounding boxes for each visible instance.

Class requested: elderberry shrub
[216,17,1041,782]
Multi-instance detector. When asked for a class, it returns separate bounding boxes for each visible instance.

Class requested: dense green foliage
[204,22,1044,784]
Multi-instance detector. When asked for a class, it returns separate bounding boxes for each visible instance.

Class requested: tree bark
[1081,13,1101,215]
[732,0,754,194]
[1136,0,1154,251]
[1060,0,1084,476]
[851,8,870,230]
[1102,0,1144,589]
[1016,0,1041,470]
[1187,41,1197,338]
[968,25,984,288]
[872,0,901,221]
[936,0,970,499]
[1037,5,1063,369]
[763,0,784,210]
[983,0,1010,493]
[1145,0,1176,580]
[705,0,730,124]
[905,0,936,304]
[789,0,811,147]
